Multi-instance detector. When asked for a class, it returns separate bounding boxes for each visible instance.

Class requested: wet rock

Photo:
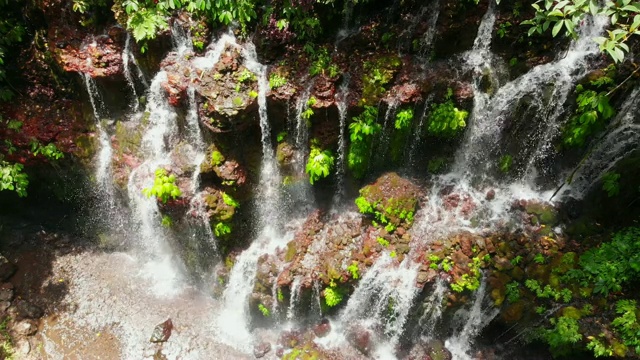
[0,256,16,281]
[425,339,452,360]
[357,172,421,228]
[149,319,173,343]
[502,301,525,322]
[346,325,372,356]
[313,318,331,338]
[16,338,30,355]
[486,189,495,201]
[493,256,513,271]
[16,300,43,319]
[278,330,302,349]
[0,301,10,312]
[0,283,13,301]
[15,319,38,336]
[253,342,271,358]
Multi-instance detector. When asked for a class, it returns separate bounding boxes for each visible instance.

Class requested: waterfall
[407,95,433,167]
[82,73,114,192]
[418,278,448,339]
[295,85,313,173]
[216,39,291,349]
[445,278,500,359]
[333,74,350,205]
[334,255,420,353]
[376,99,400,167]
[123,34,140,110]
[419,0,441,58]
[286,276,302,321]
[565,86,640,198]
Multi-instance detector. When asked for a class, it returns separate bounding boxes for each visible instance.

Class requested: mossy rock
[203,188,235,223]
[525,202,559,226]
[560,306,582,320]
[276,141,295,166]
[355,172,421,228]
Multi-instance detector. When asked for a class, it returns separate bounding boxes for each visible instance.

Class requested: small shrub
[394,108,414,130]
[142,168,181,203]
[506,282,521,303]
[324,286,343,307]
[258,303,270,317]
[269,73,287,89]
[499,154,513,173]
[376,237,390,247]
[222,192,239,208]
[427,89,468,137]
[305,143,334,185]
[161,215,172,228]
[214,222,232,237]
[237,68,256,83]
[347,262,359,279]
[211,150,225,166]
[544,316,582,353]
[348,106,381,178]
[601,172,620,197]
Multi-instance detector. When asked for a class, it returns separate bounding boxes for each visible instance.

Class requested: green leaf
[552,20,564,37]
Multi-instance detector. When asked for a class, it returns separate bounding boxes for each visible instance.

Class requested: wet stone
[0,301,10,312]
[15,319,37,336]
[253,342,271,358]
[313,318,331,338]
[16,300,43,319]
[149,319,173,343]
[0,255,16,281]
[16,338,30,355]
[0,286,13,302]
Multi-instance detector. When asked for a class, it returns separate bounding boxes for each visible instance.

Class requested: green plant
[536,306,547,314]
[269,73,287,89]
[521,0,640,63]
[563,87,614,147]
[390,250,397,258]
[497,21,512,38]
[427,89,468,136]
[232,96,243,107]
[301,97,317,120]
[305,142,334,185]
[222,192,239,208]
[211,150,225,166]
[544,316,582,353]
[161,215,172,228]
[587,336,614,357]
[142,169,181,203]
[30,141,64,160]
[611,299,640,353]
[564,227,640,296]
[360,56,401,105]
[511,255,523,265]
[324,286,343,307]
[276,131,287,143]
[347,262,359,279]
[499,154,513,173]
[394,108,414,130]
[506,282,521,303]
[0,161,28,197]
[277,288,284,302]
[525,279,573,302]
[214,222,232,237]
[376,237,390,247]
[534,253,546,264]
[249,90,258,99]
[258,303,270,317]
[427,157,447,174]
[348,106,381,178]
[602,172,620,197]
[450,257,482,292]
[441,258,453,272]
[237,68,256,83]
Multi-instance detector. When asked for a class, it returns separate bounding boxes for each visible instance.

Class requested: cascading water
[419,0,441,58]
[123,34,141,110]
[418,278,448,339]
[445,278,500,358]
[215,39,296,349]
[82,73,113,189]
[375,98,400,167]
[333,74,351,205]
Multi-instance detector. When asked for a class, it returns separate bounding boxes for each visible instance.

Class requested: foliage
[30,141,64,160]
[276,131,288,143]
[450,257,482,292]
[305,142,334,185]
[427,89,468,136]
[301,96,317,121]
[360,56,401,105]
[0,1,26,100]
[258,303,270,317]
[308,47,335,77]
[211,150,225,166]
[506,281,521,303]
[324,286,343,307]
[237,69,255,83]
[348,106,380,178]
[499,154,513,173]
[544,316,583,353]
[521,0,640,63]
[347,262,359,280]
[602,172,621,197]
[222,192,239,207]
[563,86,615,147]
[376,237,390,247]
[511,255,523,265]
[394,108,414,130]
[534,253,546,264]
[161,215,173,227]
[214,222,232,237]
[564,227,640,296]
[497,21,512,38]
[142,168,181,203]
[611,299,640,353]
[0,161,28,197]
[269,73,287,89]
[587,336,614,357]
[525,279,573,302]
[427,157,447,174]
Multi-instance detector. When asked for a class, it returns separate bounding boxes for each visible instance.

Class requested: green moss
[211,150,225,166]
[360,55,402,105]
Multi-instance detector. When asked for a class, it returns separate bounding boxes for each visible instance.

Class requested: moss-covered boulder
[355,172,421,229]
